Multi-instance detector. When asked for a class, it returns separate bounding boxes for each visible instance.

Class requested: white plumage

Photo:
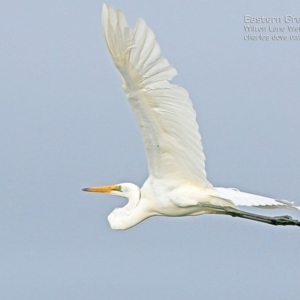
[102,5,208,187]
[83,4,299,230]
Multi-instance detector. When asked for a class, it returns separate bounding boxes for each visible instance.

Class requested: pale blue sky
[1,1,300,299]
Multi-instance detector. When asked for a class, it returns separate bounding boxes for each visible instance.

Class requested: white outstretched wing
[102,4,211,188]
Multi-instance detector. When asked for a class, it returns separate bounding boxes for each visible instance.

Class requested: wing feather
[102,4,211,187]
[214,188,300,210]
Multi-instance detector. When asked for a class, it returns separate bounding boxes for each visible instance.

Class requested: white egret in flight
[83,4,300,230]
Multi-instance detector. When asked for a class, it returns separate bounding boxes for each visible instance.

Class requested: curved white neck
[108,189,152,230]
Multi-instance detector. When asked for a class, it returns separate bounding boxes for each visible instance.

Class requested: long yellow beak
[82,185,122,193]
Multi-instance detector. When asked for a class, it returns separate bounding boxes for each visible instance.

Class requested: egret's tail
[213,187,299,210]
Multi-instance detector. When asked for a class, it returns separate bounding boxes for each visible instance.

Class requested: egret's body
[83,4,300,230]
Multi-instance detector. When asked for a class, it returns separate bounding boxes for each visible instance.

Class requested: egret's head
[82,183,140,199]
[83,182,145,230]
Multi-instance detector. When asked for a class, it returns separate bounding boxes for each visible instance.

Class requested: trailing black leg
[199,204,300,227]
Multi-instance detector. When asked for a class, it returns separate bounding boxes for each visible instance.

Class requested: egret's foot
[225,207,300,227]
[272,215,300,226]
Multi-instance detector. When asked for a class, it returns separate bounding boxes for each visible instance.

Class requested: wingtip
[102,3,108,16]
